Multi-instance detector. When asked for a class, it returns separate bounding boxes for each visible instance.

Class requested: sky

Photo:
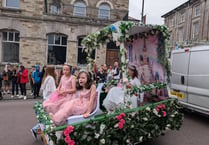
[129,0,188,25]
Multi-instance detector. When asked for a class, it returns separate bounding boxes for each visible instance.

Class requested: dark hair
[76,71,93,90]
[20,65,25,71]
[128,65,138,79]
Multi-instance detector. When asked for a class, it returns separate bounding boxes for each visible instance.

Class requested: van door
[170,49,190,103]
[187,47,209,110]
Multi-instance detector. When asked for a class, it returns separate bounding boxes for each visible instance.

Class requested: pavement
[0,89,42,101]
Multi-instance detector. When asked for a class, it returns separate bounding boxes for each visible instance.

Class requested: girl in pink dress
[51,70,97,125]
[43,64,76,114]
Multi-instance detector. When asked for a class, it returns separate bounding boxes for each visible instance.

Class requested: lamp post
[141,0,145,23]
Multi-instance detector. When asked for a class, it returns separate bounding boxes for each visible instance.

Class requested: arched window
[47,34,67,65]
[77,36,95,66]
[98,3,110,19]
[74,1,86,17]
[2,30,20,62]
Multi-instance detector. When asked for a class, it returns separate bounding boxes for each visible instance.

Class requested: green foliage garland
[48,99,183,145]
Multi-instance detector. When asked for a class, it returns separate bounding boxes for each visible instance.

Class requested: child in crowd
[31,65,57,139]
[50,70,97,126]
[43,63,76,114]
[41,65,57,100]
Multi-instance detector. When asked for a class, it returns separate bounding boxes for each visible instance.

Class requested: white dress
[103,77,141,112]
[40,76,56,100]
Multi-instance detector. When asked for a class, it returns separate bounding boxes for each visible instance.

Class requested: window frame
[3,0,20,9]
[194,5,200,17]
[73,1,86,17]
[47,34,67,65]
[1,31,20,62]
[169,17,174,27]
[192,22,199,40]
[98,3,110,19]
[179,12,185,23]
[178,27,184,42]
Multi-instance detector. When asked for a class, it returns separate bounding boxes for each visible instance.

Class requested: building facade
[162,0,209,51]
[0,0,128,68]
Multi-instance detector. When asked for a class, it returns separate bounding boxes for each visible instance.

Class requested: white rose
[143,117,148,121]
[146,107,151,111]
[139,136,143,142]
[95,133,100,139]
[100,139,105,144]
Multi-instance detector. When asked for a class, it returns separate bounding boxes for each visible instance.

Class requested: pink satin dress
[52,87,97,125]
[43,75,76,114]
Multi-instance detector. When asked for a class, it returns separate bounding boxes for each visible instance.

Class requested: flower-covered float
[34,21,184,145]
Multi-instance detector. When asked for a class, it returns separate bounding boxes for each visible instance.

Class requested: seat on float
[67,83,104,124]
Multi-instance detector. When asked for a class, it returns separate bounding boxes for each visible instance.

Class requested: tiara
[64,62,72,67]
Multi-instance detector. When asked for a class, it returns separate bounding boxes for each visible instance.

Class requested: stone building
[162,0,209,51]
[0,0,128,69]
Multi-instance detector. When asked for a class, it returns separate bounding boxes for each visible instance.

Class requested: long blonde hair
[42,65,56,84]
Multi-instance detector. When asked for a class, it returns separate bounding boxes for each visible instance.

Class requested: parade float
[34,21,184,145]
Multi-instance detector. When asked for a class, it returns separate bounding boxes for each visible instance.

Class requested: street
[0,99,208,145]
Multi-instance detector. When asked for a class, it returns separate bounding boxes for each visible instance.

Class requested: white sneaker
[30,93,33,96]
[23,96,27,100]
[11,95,14,98]
[18,95,23,99]
[7,90,10,94]
[16,94,19,97]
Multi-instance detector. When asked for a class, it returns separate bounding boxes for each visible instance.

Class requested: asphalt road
[0,99,208,145]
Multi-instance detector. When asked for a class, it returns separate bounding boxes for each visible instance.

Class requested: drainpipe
[201,0,207,41]
[45,0,48,13]
[186,2,190,45]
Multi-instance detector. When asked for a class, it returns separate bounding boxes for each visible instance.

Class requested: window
[47,34,67,65]
[169,31,173,43]
[73,1,86,17]
[194,5,200,17]
[5,0,20,8]
[98,3,110,19]
[50,4,59,14]
[2,31,19,62]
[169,17,174,27]
[77,36,95,66]
[178,27,184,42]
[179,12,185,23]
[192,22,199,40]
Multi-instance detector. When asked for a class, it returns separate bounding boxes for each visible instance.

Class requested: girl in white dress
[103,64,141,112]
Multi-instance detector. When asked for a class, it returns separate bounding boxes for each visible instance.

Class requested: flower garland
[116,113,126,129]
[33,101,55,133]
[48,99,183,145]
[64,126,75,145]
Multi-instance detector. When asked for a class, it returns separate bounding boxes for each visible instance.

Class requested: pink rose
[120,113,126,118]
[120,119,125,124]
[65,136,71,144]
[67,126,74,134]
[116,115,122,121]
[68,140,75,145]
[163,111,167,117]
[118,122,124,129]
[64,129,70,136]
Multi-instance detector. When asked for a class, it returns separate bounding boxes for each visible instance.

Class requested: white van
[169,45,209,115]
